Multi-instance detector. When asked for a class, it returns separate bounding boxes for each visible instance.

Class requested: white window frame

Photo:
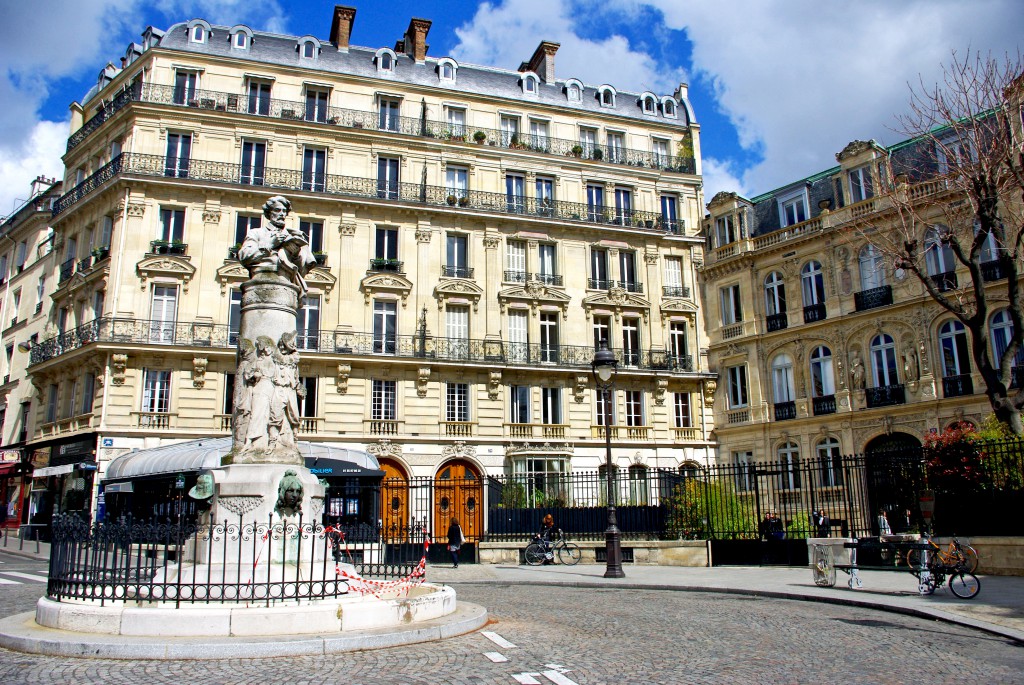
[771,354,795,404]
[870,333,899,387]
[778,188,809,227]
[801,261,825,307]
[848,165,874,203]
[720,284,742,325]
[727,365,748,409]
[810,345,835,397]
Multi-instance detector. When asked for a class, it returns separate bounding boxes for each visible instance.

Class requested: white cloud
[0,121,68,218]
[700,157,751,206]
[155,0,289,34]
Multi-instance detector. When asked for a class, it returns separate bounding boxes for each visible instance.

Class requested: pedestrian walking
[447,517,464,568]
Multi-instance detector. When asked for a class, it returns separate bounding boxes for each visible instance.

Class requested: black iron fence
[47,514,423,607]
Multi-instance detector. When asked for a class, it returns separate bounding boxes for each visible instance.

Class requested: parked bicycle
[525,529,582,566]
[903,536,979,574]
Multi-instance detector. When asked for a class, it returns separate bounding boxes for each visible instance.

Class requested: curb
[448,578,1024,646]
[0,602,488,660]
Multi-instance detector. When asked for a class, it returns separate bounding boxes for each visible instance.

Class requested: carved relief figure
[903,346,919,382]
[233,339,256,444]
[270,331,303,452]
[275,469,304,517]
[238,196,317,293]
[850,351,865,390]
[244,336,278,450]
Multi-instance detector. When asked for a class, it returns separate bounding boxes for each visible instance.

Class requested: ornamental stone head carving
[275,469,304,517]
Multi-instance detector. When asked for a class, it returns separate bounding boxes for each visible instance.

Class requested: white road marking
[544,664,571,673]
[0,571,48,583]
[512,674,542,684]
[482,630,517,649]
[0,577,19,585]
[483,651,509,663]
[542,671,580,685]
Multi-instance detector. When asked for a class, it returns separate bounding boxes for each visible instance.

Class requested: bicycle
[903,536,979,574]
[524,530,582,566]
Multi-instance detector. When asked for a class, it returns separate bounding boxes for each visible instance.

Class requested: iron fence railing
[66,83,696,176]
[29,316,696,373]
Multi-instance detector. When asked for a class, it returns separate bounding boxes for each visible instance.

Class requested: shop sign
[175,474,186,489]
[31,447,50,468]
[0,449,20,463]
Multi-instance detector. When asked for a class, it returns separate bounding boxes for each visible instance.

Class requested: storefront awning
[33,463,76,477]
[0,462,18,477]
[103,437,381,482]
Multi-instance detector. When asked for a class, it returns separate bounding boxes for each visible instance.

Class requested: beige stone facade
[26,9,713,521]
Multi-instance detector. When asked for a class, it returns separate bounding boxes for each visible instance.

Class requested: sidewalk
[427,562,1024,643]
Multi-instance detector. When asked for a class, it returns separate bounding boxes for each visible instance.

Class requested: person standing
[447,517,464,568]
[878,509,892,536]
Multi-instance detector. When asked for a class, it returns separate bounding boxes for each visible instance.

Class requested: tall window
[664,256,683,293]
[300,220,323,253]
[586,184,605,221]
[591,248,608,286]
[535,176,554,216]
[302,147,327,192]
[801,261,825,306]
[506,174,525,213]
[159,208,185,244]
[777,442,801,490]
[771,354,795,404]
[541,387,561,424]
[45,384,58,423]
[652,139,669,166]
[446,305,469,359]
[508,309,528,362]
[149,285,178,343]
[727,365,748,408]
[446,383,469,422]
[373,300,397,354]
[619,250,637,289]
[164,132,191,178]
[848,165,874,203]
[305,89,329,122]
[870,333,899,386]
[810,346,835,397]
[371,380,396,420]
[579,128,597,155]
[142,370,172,414]
[375,226,399,261]
[538,244,556,282]
[446,234,468,273]
[939,320,970,377]
[716,215,737,246]
[235,215,260,247]
[661,195,679,232]
[625,390,643,426]
[540,312,559,363]
[379,98,401,131]
[817,438,844,487]
[734,451,754,492]
[377,157,399,199]
[446,107,466,137]
[596,388,614,427]
[781,194,807,226]
[621,318,640,366]
[172,70,197,105]
[925,226,955,276]
[669,321,688,363]
[296,295,321,351]
[592,316,611,350]
[240,140,266,186]
[81,372,95,415]
[529,119,549,151]
[720,284,742,325]
[673,393,691,428]
[858,244,886,291]
[500,115,519,146]
[445,166,468,200]
[506,240,526,281]
[247,81,271,116]
[510,385,530,423]
[990,309,1023,368]
[228,289,242,345]
[299,378,317,419]
[613,188,632,225]
[764,272,786,316]
[100,216,113,248]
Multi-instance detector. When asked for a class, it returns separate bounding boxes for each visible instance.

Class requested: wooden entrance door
[379,459,409,540]
[434,460,482,542]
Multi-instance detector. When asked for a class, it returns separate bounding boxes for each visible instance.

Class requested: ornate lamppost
[591,341,624,578]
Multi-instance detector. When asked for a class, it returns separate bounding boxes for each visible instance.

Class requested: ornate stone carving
[488,371,502,400]
[483,234,501,249]
[361,273,413,307]
[417,366,430,397]
[275,470,303,517]
[218,495,264,517]
[238,196,316,295]
[310,496,325,517]
[192,357,208,389]
[442,441,477,459]
[126,202,146,217]
[703,379,717,403]
[836,139,877,162]
[136,256,197,293]
[505,442,574,456]
[415,227,432,243]
[574,374,588,403]
[367,438,403,460]
[336,363,351,393]
[111,354,128,385]
[653,378,668,406]
[202,208,222,224]
[643,250,659,265]
[339,223,357,237]
[232,332,304,465]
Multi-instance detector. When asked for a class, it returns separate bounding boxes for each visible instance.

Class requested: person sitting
[538,514,556,562]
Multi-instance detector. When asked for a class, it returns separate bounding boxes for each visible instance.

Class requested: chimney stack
[330,5,357,51]
[525,41,560,84]
[402,18,432,63]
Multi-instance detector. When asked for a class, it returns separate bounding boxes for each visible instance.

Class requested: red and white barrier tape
[325,527,429,598]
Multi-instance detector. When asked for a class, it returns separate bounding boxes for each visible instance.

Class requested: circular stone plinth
[0,599,487,660]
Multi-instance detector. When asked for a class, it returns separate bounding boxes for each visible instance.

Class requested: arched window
[598,86,616,107]
[642,95,656,114]
[801,261,825,307]
[663,99,676,117]
[859,244,886,290]
[521,73,539,95]
[816,437,843,487]
[382,53,392,69]
[771,354,795,404]
[810,345,834,398]
[975,220,1001,263]
[439,59,458,81]
[990,309,1024,369]
[777,441,801,490]
[939,320,971,378]
[302,41,317,59]
[764,271,786,317]
[193,25,205,43]
[566,80,583,101]
[870,333,899,387]
[925,225,955,277]
[376,48,397,73]
[679,461,702,480]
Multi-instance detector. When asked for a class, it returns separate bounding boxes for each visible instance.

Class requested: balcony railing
[588,278,615,290]
[981,258,1009,282]
[53,154,680,234]
[854,285,893,312]
[727,409,750,424]
[803,303,826,324]
[766,313,788,332]
[662,285,691,298]
[441,265,474,279]
[534,273,563,286]
[942,374,974,398]
[619,280,643,293]
[30,317,698,374]
[929,270,957,292]
[773,401,797,421]
[812,395,836,416]
[865,384,906,408]
[505,423,569,439]
[66,82,696,176]
[369,258,403,273]
[150,240,188,256]
[58,259,76,284]
[505,270,528,283]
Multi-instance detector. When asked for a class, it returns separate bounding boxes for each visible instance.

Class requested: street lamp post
[591,341,624,578]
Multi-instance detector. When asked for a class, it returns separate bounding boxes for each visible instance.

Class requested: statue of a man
[238,196,317,294]
[851,352,865,390]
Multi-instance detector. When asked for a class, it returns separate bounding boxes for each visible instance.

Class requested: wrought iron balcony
[534,273,563,286]
[369,258,403,273]
[865,383,906,408]
[504,270,527,283]
[150,240,188,256]
[648,353,693,372]
[441,265,474,278]
[66,82,696,177]
[588,278,615,290]
[773,401,797,421]
[929,270,957,292]
[52,154,676,234]
[854,285,893,312]
[619,280,643,293]
[981,258,1009,282]
[662,285,690,298]
[942,374,974,398]
[813,395,836,416]
[766,312,788,332]
[803,303,826,323]
[58,259,75,284]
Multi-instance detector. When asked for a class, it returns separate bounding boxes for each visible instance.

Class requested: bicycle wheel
[955,545,980,574]
[904,548,923,570]
[948,571,981,599]
[558,542,582,566]
[524,543,546,566]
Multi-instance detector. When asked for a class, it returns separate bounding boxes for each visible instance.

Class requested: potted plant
[353,121,364,129]
[228,243,241,259]
[169,240,187,255]
[313,251,328,265]
[510,133,522,149]
[473,130,486,143]
[458,196,469,207]
[446,195,457,206]
[570,144,583,158]
[592,148,604,161]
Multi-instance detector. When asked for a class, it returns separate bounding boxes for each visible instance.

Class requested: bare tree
[873,52,1024,432]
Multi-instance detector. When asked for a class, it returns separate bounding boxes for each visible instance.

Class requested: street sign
[175,474,186,489]
[919,489,936,520]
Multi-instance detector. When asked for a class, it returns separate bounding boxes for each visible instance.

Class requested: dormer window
[230,25,253,50]
[662,98,677,118]
[641,93,657,114]
[193,25,205,43]
[187,20,212,44]
[298,36,320,60]
[303,42,315,58]
[598,85,616,108]
[438,58,458,83]
[375,48,397,75]
[234,32,247,49]
[565,79,583,102]
[521,72,539,96]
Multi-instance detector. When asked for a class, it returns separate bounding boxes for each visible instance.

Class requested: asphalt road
[0,552,1022,684]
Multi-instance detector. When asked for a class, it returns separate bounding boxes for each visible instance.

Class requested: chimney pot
[403,18,432,63]
[330,5,357,51]
[526,41,560,84]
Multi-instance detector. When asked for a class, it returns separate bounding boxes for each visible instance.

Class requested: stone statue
[188,474,215,501]
[238,196,317,294]
[232,338,256,444]
[244,336,278,451]
[850,352,865,390]
[903,347,919,382]
[270,331,303,452]
[275,469,304,517]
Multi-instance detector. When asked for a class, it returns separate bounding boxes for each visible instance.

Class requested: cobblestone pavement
[1,572,1023,684]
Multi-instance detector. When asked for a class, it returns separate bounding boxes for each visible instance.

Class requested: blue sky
[1,0,1021,215]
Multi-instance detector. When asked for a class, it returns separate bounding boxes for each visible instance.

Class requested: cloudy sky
[1,0,1021,216]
